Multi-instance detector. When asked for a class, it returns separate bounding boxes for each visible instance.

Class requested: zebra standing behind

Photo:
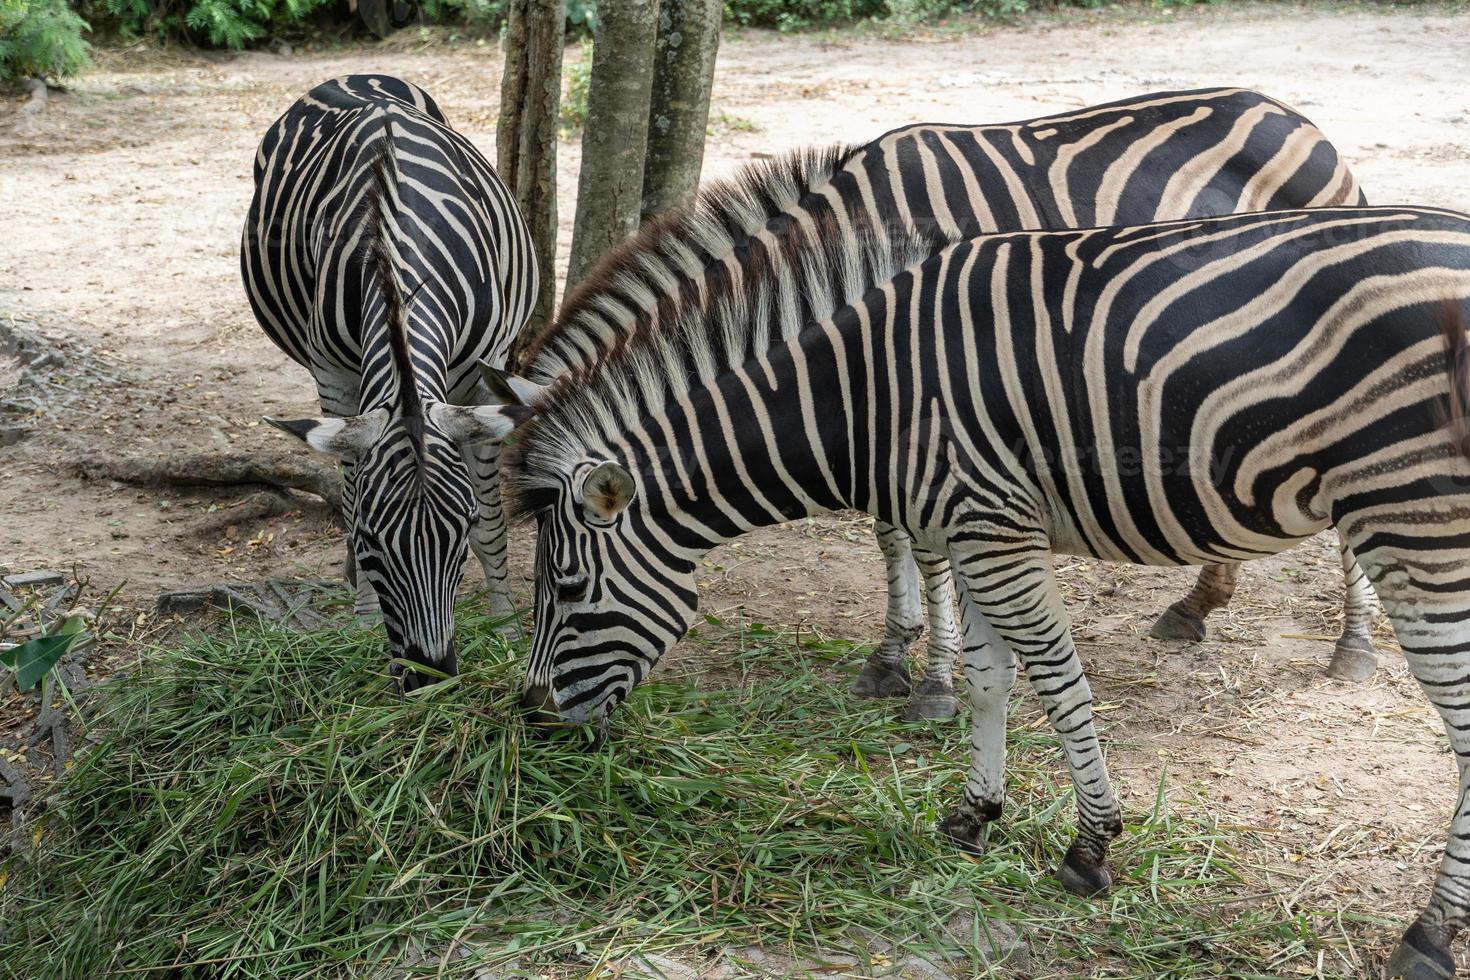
[496,201,1470,978]
[494,88,1373,723]
[241,75,535,688]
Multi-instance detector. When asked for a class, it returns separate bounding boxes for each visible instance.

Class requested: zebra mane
[363,117,425,464]
[505,196,953,512]
[520,143,860,382]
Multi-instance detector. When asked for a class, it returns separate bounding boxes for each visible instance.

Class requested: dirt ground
[3,2,1470,974]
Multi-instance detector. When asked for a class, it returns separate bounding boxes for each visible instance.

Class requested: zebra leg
[901,545,963,721]
[1148,562,1240,641]
[340,460,380,622]
[936,589,1015,847]
[315,385,379,622]
[944,553,1122,896]
[1326,537,1379,682]
[852,522,923,698]
[1361,545,1470,979]
[467,440,516,622]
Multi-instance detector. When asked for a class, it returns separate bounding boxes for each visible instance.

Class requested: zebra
[494,87,1373,723]
[495,201,1470,977]
[240,75,536,689]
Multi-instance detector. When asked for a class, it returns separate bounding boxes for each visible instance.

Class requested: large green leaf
[1,617,84,690]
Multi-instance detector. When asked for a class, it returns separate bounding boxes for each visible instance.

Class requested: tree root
[156,579,346,631]
[67,450,343,514]
[187,490,334,540]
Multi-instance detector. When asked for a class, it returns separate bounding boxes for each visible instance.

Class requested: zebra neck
[627,325,859,557]
[353,310,451,414]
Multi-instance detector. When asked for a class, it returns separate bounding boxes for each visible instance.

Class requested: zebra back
[523,87,1360,388]
[242,74,537,407]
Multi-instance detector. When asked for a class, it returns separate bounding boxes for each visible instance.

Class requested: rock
[889,953,962,980]
[941,911,1028,965]
[18,77,47,115]
[713,946,865,977]
[616,952,703,979]
[2,571,64,589]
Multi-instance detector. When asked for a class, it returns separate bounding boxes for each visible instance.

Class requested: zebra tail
[1438,298,1470,461]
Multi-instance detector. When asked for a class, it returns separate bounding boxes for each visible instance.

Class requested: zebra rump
[241,75,537,689]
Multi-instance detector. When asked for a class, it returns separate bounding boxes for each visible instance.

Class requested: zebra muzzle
[393,644,457,693]
[519,683,563,729]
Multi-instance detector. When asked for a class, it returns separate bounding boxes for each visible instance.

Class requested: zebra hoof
[937,811,985,857]
[1149,603,1207,642]
[852,659,912,699]
[1326,634,1378,682]
[902,680,959,721]
[1387,922,1456,979]
[1057,846,1112,898]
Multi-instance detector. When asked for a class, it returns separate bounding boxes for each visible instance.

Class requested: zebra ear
[264,409,388,460]
[575,460,637,523]
[478,360,548,406]
[427,402,534,446]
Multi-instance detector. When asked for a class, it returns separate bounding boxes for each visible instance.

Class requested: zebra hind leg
[852,522,922,699]
[1149,562,1240,641]
[946,553,1123,896]
[1361,539,1470,979]
[901,545,962,721]
[1326,537,1379,681]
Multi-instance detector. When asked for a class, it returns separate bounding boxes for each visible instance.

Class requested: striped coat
[241,75,536,687]
[512,88,1371,721]
[505,203,1470,979]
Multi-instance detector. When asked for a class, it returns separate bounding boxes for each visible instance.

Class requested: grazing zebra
[498,202,1470,977]
[507,87,1372,723]
[241,75,536,688]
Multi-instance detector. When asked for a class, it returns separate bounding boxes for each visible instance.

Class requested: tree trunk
[640,0,721,223]
[498,0,567,368]
[564,0,659,296]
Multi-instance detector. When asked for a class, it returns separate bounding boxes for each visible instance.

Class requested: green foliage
[565,0,594,33]
[0,616,85,691]
[559,44,591,135]
[100,0,335,47]
[0,0,90,81]
[415,0,505,32]
[723,0,885,30]
[0,606,1329,977]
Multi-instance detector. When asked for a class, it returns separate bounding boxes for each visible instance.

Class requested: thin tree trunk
[498,0,567,367]
[564,0,659,296]
[640,0,721,223]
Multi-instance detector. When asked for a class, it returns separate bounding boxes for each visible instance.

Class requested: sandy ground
[3,2,1470,974]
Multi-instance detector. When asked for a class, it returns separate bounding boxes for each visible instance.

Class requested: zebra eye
[555,575,589,603]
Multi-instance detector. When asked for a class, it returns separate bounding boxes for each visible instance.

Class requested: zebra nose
[519,683,560,728]
[395,643,457,693]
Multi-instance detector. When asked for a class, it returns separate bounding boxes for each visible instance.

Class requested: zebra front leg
[1325,537,1379,681]
[936,590,1015,849]
[852,522,923,698]
[467,440,517,622]
[901,545,963,721]
[340,460,380,622]
[1149,562,1240,641]
[948,553,1123,896]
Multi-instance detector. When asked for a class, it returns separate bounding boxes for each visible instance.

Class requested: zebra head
[267,400,521,691]
[516,456,701,727]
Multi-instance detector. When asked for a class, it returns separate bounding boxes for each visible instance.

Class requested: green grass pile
[0,608,1325,978]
